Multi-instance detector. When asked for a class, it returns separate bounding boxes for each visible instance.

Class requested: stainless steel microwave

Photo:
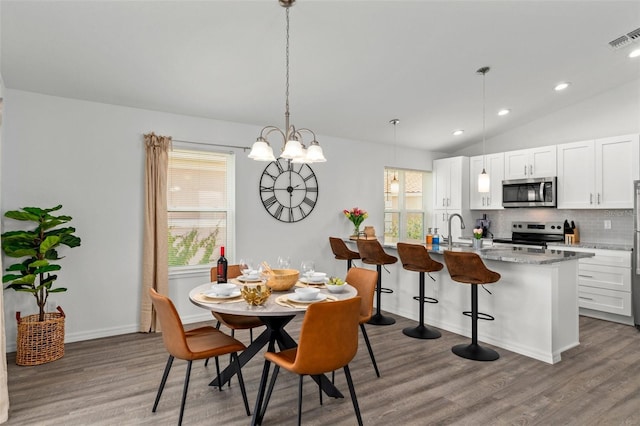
[502,177,557,208]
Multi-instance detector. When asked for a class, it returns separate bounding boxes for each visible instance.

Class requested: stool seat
[329,237,360,271]
[356,239,398,326]
[397,243,443,339]
[444,251,500,361]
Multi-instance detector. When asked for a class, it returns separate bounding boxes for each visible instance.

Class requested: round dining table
[189,280,357,398]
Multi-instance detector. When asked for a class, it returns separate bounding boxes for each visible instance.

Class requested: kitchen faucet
[447,213,466,248]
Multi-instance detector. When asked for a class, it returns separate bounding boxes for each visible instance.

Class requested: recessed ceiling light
[452,129,464,136]
[554,82,571,91]
[629,48,640,58]
[498,109,510,116]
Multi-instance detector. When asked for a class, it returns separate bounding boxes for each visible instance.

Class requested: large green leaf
[33,264,61,275]
[3,273,25,283]
[6,274,35,285]
[5,263,27,272]
[4,210,39,222]
[39,235,61,254]
[49,287,67,293]
[29,259,50,268]
[4,248,37,258]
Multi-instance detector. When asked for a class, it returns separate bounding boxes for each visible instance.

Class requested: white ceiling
[2,0,639,153]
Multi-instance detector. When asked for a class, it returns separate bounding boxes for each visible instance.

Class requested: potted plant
[1,205,81,365]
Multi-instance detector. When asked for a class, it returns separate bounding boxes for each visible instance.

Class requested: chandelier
[248,0,326,164]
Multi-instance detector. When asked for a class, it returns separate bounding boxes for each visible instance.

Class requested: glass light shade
[390,177,400,193]
[281,139,303,159]
[291,148,308,164]
[306,142,326,162]
[478,170,490,193]
[248,139,276,161]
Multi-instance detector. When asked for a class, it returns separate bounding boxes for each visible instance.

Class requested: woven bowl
[265,269,299,291]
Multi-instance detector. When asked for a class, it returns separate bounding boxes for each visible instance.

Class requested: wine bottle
[216,246,228,283]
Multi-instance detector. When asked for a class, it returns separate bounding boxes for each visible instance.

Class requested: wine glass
[300,260,315,279]
[239,258,254,276]
[277,256,290,269]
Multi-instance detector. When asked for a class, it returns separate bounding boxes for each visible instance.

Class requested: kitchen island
[346,240,594,364]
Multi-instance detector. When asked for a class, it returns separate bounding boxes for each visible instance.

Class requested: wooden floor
[5,313,640,425]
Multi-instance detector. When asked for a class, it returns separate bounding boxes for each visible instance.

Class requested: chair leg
[178,360,193,426]
[152,355,174,412]
[250,328,254,343]
[215,357,222,391]
[344,364,363,426]
[317,375,323,405]
[232,352,251,416]
[360,324,380,377]
[251,360,273,426]
[297,375,304,426]
[262,365,280,419]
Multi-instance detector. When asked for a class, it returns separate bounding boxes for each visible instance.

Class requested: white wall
[1,89,434,351]
[455,78,640,156]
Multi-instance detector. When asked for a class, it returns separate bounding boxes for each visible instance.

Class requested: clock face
[259,158,319,222]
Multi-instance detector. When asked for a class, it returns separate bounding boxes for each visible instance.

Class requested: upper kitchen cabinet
[504,146,557,180]
[557,134,639,209]
[469,153,504,210]
[433,156,469,210]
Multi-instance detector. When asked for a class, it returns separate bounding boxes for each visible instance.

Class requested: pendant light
[248,0,326,163]
[389,119,400,194]
[477,66,490,193]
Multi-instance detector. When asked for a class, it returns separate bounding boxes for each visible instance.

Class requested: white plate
[203,289,241,299]
[299,276,328,285]
[238,276,262,283]
[288,293,328,304]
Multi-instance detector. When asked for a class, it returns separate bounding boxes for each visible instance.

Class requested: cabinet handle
[442,198,446,207]
[448,198,451,206]
[482,197,485,206]
[578,274,593,278]
[524,165,527,175]
[529,164,533,175]
[590,193,593,204]
[597,193,601,204]
[579,296,594,301]
[487,196,490,205]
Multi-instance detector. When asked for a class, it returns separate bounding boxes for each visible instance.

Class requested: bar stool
[397,243,443,339]
[356,239,398,326]
[443,251,501,361]
[329,237,360,272]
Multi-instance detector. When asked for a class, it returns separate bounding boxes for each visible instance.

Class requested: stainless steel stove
[492,221,565,248]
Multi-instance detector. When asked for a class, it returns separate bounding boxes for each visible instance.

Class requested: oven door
[502,177,556,207]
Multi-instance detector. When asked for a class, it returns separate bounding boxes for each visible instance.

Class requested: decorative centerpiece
[473,228,483,249]
[241,284,272,306]
[343,207,368,237]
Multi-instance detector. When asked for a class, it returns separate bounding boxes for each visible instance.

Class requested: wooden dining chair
[345,266,381,378]
[149,289,250,426]
[251,297,363,426]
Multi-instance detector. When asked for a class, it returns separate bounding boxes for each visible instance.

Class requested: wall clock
[259,158,319,222]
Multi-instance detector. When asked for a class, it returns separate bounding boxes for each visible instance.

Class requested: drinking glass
[300,260,315,278]
[239,258,254,275]
[277,256,290,269]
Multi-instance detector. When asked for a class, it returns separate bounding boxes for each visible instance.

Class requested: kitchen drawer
[578,286,632,316]
[578,263,632,292]
[575,248,631,268]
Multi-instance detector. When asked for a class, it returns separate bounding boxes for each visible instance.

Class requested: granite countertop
[546,241,633,251]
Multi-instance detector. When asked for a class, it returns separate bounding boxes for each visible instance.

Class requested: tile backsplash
[472,208,635,245]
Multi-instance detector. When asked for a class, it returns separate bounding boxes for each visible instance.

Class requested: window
[167,147,235,270]
[383,168,431,245]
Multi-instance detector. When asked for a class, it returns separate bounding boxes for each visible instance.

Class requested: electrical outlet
[604,220,612,229]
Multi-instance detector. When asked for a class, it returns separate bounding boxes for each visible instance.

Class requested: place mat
[295,281,326,289]
[275,294,338,309]
[192,293,244,304]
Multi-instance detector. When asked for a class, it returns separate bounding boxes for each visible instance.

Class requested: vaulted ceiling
[2,0,639,152]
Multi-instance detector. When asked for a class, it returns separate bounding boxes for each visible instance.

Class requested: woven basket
[265,269,299,291]
[16,306,65,366]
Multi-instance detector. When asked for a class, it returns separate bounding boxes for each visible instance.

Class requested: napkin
[192,293,244,304]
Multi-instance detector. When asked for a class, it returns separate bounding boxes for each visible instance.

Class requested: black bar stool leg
[367,265,395,326]
[403,272,441,339]
[347,259,353,271]
[452,285,499,361]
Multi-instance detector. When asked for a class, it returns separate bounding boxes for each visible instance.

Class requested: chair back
[148,288,192,360]
[397,243,443,273]
[356,239,397,265]
[292,297,361,375]
[443,251,500,285]
[210,264,242,282]
[329,237,360,260]
[345,267,377,322]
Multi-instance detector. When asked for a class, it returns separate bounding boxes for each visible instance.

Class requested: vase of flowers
[473,228,483,249]
[343,207,368,237]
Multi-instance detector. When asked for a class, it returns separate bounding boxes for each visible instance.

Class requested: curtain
[140,132,171,333]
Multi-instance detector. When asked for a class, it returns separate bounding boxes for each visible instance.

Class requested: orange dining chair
[329,236,360,272]
[251,297,363,426]
[345,266,381,378]
[149,288,250,425]
[209,264,264,341]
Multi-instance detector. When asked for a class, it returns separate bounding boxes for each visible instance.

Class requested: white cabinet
[470,153,504,210]
[568,247,633,324]
[504,146,556,180]
[433,156,469,210]
[557,134,639,209]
